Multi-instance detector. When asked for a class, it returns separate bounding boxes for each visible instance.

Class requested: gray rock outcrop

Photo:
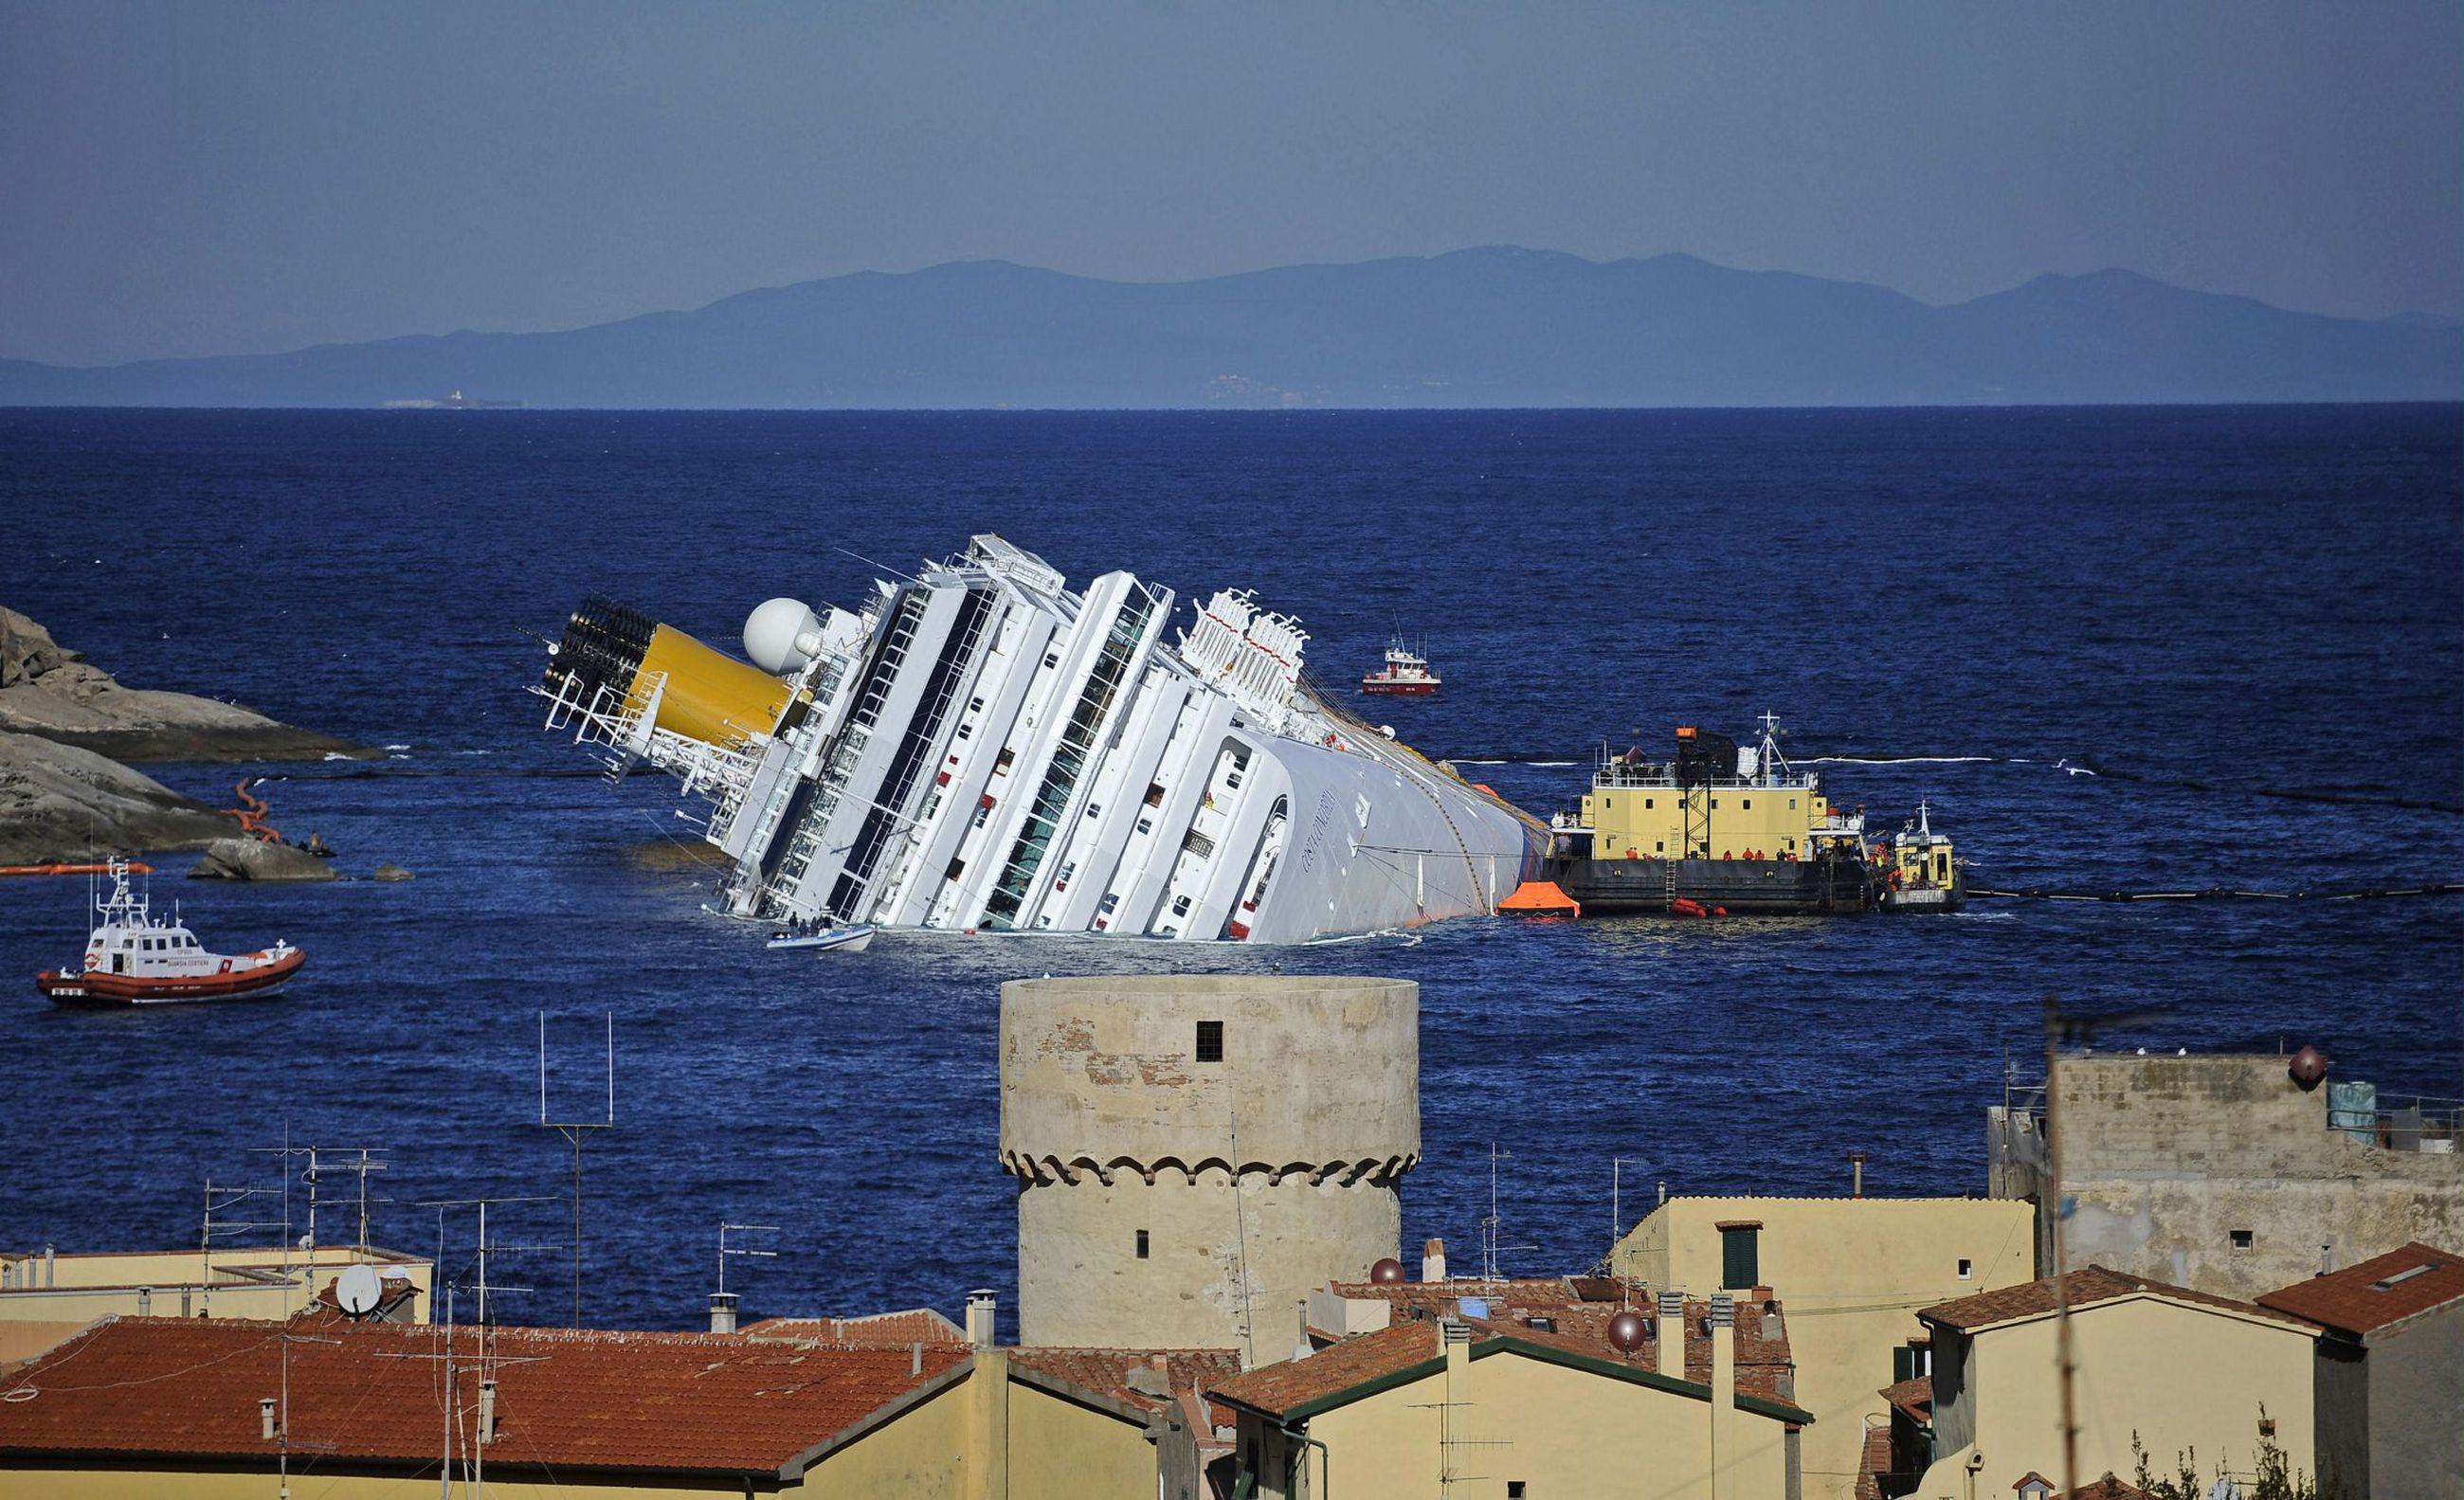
[187,836,343,882]
[0,607,371,763]
[0,730,235,865]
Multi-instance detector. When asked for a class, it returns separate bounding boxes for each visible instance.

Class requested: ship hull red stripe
[37,949,306,1006]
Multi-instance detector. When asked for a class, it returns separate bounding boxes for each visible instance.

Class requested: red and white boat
[1360,642,1441,696]
[35,858,304,1005]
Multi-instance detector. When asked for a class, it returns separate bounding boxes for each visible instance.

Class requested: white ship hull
[540,536,1543,944]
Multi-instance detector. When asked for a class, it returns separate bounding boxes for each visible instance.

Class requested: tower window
[1195,1021,1223,1062]
[1957,1258,1973,1279]
[2231,1229,2255,1251]
[1136,1230,1150,1260]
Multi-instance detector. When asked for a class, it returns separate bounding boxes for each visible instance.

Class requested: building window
[1509,1486,1528,1499]
[1957,1258,1973,1279]
[1720,1226,1760,1290]
[1195,1020,1223,1061]
[2231,1229,2255,1251]
[1893,1343,1931,1382]
[1742,798,1752,810]
[1644,798,1654,808]
[1136,1230,1150,1259]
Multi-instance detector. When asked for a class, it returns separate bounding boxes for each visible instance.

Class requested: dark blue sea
[2,407,2457,1334]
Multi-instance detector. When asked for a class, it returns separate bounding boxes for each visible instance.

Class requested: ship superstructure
[537,535,1544,943]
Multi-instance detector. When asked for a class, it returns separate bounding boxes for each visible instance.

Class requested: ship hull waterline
[1543,856,1874,916]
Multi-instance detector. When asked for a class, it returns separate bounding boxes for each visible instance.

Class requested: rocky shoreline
[0,607,375,865]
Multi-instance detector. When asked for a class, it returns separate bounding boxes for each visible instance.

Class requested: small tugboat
[35,858,304,1005]
[766,913,876,953]
[1874,800,1965,912]
[1361,640,1441,696]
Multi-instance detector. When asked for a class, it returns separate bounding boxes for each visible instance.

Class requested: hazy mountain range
[2,248,2455,408]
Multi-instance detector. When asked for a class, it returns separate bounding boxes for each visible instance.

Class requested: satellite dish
[335,1264,383,1319]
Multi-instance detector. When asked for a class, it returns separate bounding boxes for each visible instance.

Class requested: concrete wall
[1246,1343,1795,1500]
[1001,976,1417,1353]
[1609,1196,2036,1500]
[1915,1294,2314,1498]
[1986,1056,2462,1301]
[2362,1301,2462,1500]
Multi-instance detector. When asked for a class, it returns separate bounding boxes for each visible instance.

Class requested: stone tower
[1000,975,1419,1361]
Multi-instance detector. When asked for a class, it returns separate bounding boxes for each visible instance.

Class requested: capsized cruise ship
[536,535,1546,943]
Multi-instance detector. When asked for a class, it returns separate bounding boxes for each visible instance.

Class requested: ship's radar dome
[744,598,824,676]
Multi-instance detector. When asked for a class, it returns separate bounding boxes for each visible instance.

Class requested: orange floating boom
[0,861,154,877]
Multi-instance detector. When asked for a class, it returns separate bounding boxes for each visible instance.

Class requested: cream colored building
[1912,1266,2320,1498]
[1609,1194,2036,1500]
[1215,1308,1812,1499]
[0,1242,431,1363]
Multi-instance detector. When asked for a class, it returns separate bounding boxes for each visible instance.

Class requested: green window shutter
[1721,1227,1759,1290]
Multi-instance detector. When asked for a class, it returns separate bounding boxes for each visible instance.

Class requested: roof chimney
[260,1398,278,1442]
[479,1379,498,1444]
[708,1291,739,1334]
[1849,1150,1867,1198]
[1656,1291,1684,1377]
[966,1289,997,1347]
[1709,1293,1737,1500]
[1422,1238,1447,1283]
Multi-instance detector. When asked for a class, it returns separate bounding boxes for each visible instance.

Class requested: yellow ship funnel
[543,596,796,749]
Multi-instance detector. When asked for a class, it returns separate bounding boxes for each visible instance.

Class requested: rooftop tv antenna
[711,1220,781,1331]
[538,1010,615,1327]
[1478,1143,1537,1289]
[260,1142,390,1253]
[418,1195,557,1326]
[716,1221,781,1297]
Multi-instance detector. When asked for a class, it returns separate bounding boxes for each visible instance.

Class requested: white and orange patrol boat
[35,858,304,1005]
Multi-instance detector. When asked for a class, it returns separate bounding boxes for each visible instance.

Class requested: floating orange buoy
[1499,880,1581,918]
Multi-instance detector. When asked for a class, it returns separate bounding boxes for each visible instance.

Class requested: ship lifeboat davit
[1499,880,1580,918]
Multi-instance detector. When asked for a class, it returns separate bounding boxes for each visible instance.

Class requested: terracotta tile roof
[1323,1277,1795,1399]
[0,1314,969,1478]
[738,1308,969,1346]
[1212,1310,1813,1426]
[2255,1241,2464,1339]
[1210,1321,1440,1419]
[1856,1416,1893,1500]
[1919,1266,2316,1333]
[1880,1375,1930,1424]
[1006,1346,1245,1425]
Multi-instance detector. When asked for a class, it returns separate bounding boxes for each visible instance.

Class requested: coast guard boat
[536,535,1544,943]
[35,858,304,1004]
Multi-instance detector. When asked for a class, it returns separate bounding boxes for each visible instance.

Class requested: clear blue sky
[3,1,2456,366]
